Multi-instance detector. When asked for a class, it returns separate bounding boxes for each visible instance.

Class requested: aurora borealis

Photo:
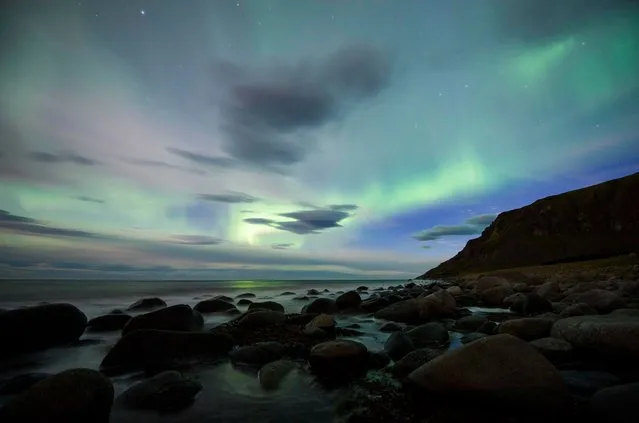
[1,0,638,279]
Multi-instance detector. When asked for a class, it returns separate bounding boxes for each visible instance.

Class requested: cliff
[420,172,639,278]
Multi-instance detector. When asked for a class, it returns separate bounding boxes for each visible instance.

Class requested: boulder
[86,313,131,332]
[408,334,569,412]
[122,304,203,336]
[194,299,237,314]
[237,299,253,306]
[280,292,296,296]
[0,373,51,396]
[304,314,335,335]
[509,293,553,315]
[551,315,639,359]
[213,295,234,303]
[559,303,598,318]
[357,286,369,292]
[379,321,402,332]
[367,351,391,369]
[560,370,621,398]
[405,322,449,347]
[230,341,285,367]
[454,315,488,332]
[477,321,498,334]
[460,332,489,344]
[0,303,87,356]
[100,329,234,375]
[292,296,310,301]
[248,301,285,313]
[474,276,511,294]
[307,289,321,295]
[302,298,337,314]
[335,291,362,309]
[308,340,368,382]
[235,293,256,299]
[574,289,626,313]
[360,296,391,312]
[384,332,415,361]
[118,370,202,411]
[418,290,456,319]
[480,286,514,307]
[590,382,639,423]
[374,299,420,323]
[391,348,442,379]
[498,318,553,341]
[0,368,113,423]
[127,297,167,311]
[535,281,562,301]
[258,360,297,390]
[529,337,574,361]
[236,311,286,328]
[446,286,462,296]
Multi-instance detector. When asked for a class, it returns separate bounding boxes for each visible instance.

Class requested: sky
[0,0,638,280]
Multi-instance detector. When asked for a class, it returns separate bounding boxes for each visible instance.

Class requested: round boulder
[374,299,420,323]
[118,370,202,411]
[0,368,114,423]
[87,313,131,333]
[127,297,167,311]
[384,331,415,361]
[0,303,87,357]
[480,286,514,307]
[454,315,488,332]
[590,382,639,423]
[529,337,574,361]
[509,293,553,315]
[309,340,368,383]
[236,310,287,328]
[194,299,237,314]
[405,322,450,347]
[408,334,569,412]
[559,303,598,318]
[335,291,362,310]
[248,301,285,313]
[418,290,456,319]
[237,299,253,306]
[574,289,626,313]
[122,304,203,336]
[258,360,297,390]
[302,298,337,314]
[498,318,553,341]
[392,348,442,379]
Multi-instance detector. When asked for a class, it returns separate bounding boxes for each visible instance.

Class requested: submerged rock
[248,301,285,313]
[100,329,234,375]
[0,368,114,423]
[118,370,202,411]
[408,334,569,412]
[230,341,285,367]
[86,313,131,333]
[336,291,362,310]
[127,297,167,311]
[237,299,253,306]
[258,360,298,390]
[236,293,256,299]
[0,303,87,357]
[302,298,337,314]
[122,304,203,335]
[309,340,368,383]
[194,299,237,314]
[384,331,415,361]
[236,311,287,328]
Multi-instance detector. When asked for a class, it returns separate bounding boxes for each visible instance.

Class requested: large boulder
[418,290,456,319]
[374,299,420,323]
[446,286,463,296]
[573,289,626,313]
[122,305,203,336]
[194,299,237,314]
[248,301,285,313]
[590,382,639,423]
[405,322,449,347]
[535,281,562,301]
[408,334,569,412]
[509,293,553,315]
[454,315,488,332]
[304,314,335,337]
[360,296,391,312]
[474,276,511,293]
[230,342,285,367]
[551,315,639,359]
[236,311,286,328]
[0,368,114,423]
[118,370,202,411]
[529,337,574,361]
[258,360,298,390]
[236,293,256,299]
[302,298,338,314]
[308,340,368,383]
[86,313,131,332]
[127,297,166,311]
[0,303,87,357]
[498,318,553,341]
[559,303,598,318]
[480,286,514,307]
[391,348,442,379]
[100,329,234,375]
[335,291,362,310]
[384,332,415,361]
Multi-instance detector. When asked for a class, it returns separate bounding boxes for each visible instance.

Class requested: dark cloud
[272,243,294,250]
[169,235,224,245]
[0,209,112,240]
[212,45,391,170]
[330,204,359,212]
[27,151,99,166]
[167,147,238,169]
[413,213,498,242]
[244,208,352,235]
[126,157,206,175]
[197,192,259,204]
[74,196,105,204]
[497,0,639,45]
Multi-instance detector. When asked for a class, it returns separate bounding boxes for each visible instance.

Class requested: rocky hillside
[421,172,639,278]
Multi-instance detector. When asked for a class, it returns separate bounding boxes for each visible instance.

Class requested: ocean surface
[0,279,417,422]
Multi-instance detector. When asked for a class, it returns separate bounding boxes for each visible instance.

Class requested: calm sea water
[0,279,410,422]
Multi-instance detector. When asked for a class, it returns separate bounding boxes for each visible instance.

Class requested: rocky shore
[1,266,639,422]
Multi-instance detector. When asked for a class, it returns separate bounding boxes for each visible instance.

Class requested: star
[438,92,443,97]
[140,10,145,16]
[464,84,469,88]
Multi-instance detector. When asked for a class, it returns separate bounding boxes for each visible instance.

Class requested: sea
[0,279,424,423]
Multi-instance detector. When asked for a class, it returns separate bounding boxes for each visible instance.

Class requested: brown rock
[194,299,237,313]
[498,318,553,341]
[573,289,626,313]
[559,302,598,318]
[335,291,362,309]
[475,276,511,293]
[374,299,421,323]
[481,286,513,307]
[237,311,287,328]
[248,301,285,313]
[418,290,457,319]
[308,340,368,382]
[122,304,203,336]
[529,337,574,361]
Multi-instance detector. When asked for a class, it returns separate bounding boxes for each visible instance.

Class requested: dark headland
[1,173,638,423]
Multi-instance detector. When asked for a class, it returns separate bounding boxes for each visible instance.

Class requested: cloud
[244,208,352,235]
[74,196,105,204]
[213,45,391,170]
[26,151,99,166]
[0,209,111,240]
[413,213,497,242]
[197,192,260,204]
[167,147,238,169]
[497,0,639,44]
[330,204,359,212]
[168,235,225,245]
[272,243,294,250]
[125,158,206,175]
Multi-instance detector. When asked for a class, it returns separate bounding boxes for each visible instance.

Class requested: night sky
[1,0,638,279]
